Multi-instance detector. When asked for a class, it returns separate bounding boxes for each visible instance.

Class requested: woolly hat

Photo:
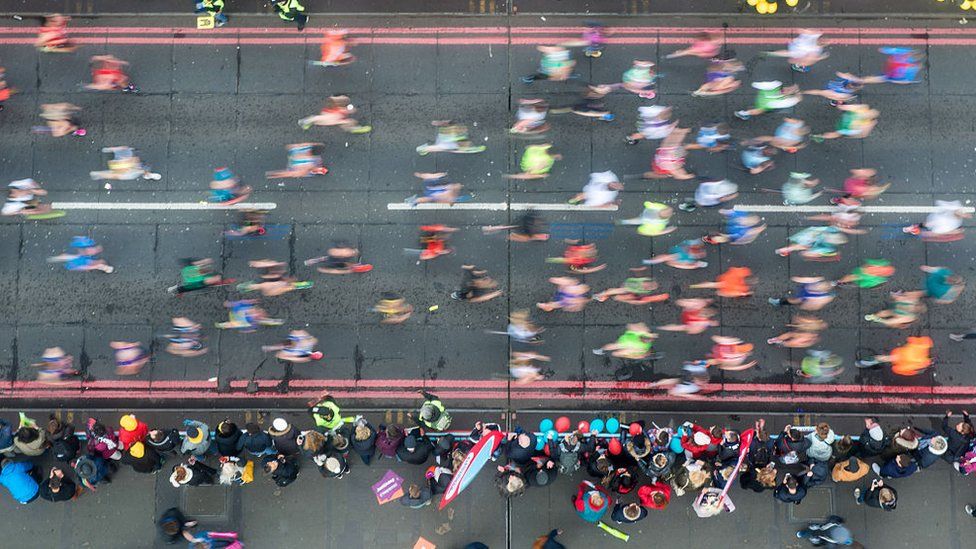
[868,424,884,442]
[186,427,204,444]
[119,414,138,432]
[928,436,948,456]
[895,429,919,450]
[693,431,711,446]
[324,456,342,474]
[129,441,145,459]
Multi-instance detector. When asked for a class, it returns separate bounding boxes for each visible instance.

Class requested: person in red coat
[638,481,672,510]
[118,414,149,451]
[680,423,722,460]
[573,480,610,523]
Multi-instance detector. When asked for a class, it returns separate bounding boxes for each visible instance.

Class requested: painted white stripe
[387,202,618,212]
[51,202,278,211]
[734,204,976,214]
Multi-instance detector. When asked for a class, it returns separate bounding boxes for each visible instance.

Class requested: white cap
[693,431,711,446]
[589,171,618,186]
[272,418,288,431]
[8,178,36,189]
[638,105,667,117]
[752,81,782,91]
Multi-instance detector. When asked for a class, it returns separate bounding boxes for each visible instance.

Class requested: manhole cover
[789,486,833,522]
[181,485,228,518]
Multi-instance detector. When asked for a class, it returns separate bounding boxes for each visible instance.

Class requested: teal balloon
[590,418,605,434]
[539,418,554,432]
[547,429,558,441]
[605,418,620,434]
[535,435,546,451]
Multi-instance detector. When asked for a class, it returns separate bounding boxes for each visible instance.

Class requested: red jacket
[637,481,672,509]
[118,421,149,450]
[680,424,720,459]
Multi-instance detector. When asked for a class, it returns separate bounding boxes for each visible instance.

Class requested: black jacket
[272,458,299,487]
[774,482,807,504]
[941,414,973,462]
[610,504,647,524]
[39,476,76,502]
[147,428,181,454]
[351,424,377,463]
[122,445,162,474]
[214,423,242,458]
[855,428,890,458]
[187,461,217,486]
[397,438,433,465]
[270,426,301,457]
[864,484,897,511]
[237,431,274,456]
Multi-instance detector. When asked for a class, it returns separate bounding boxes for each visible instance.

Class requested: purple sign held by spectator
[372,470,404,505]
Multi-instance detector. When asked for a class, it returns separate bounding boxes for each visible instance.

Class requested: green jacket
[275,0,305,20]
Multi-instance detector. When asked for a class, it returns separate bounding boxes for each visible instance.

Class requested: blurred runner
[168,258,229,295]
[592,269,670,305]
[522,45,576,83]
[163,317,208,357]
[90,147,161,181]
[238,259,312,297]
[734,81,802,120]
[701,210,766,246]
[451,265,503,303]
[781,172,822,205]
[32,347,79,383]
[835,259,895,289]
[304,240,373,274]
[689,266,755,298]
[619,60,657,98]
[85,56,138,93]
[619,201,676,237]
[768,276,836,311]
[568,171,622,207]
[111,341,150,375]
[262,330,322,363]
[48,236,114,273]
[223,209,268,238]
[546,241,606,274]
[767,315,826,348]
[509,351,550,384]
[35,14,76,52]
[764,29,828,72]
[216,299,282,332]
[537,277,590,312]
[313,29,355,66]
[707,335,756,371]
[643,239,708,270]
[482,209,550,242]
[416,120,484,155]
[692,52,744,97]
[903,200,970,242]
[507,143,560,180]
[36,103,86,137]
[922,265,964,305]
[299,96,371,133]
[864,290,925,329]
[811,104,879,141]
[417,224,457,261]
[373,292,413,324]
[208,167,251,205]
[593,323,658,360]
[405,172,464,206]
[510,99,550,135]
[625,106,676,145]
[857,336,933,376]
[643,128,695,180]
[665,32,722,59]
[2,178,54,217]
[265,143,328,179]
[659,298,718,335]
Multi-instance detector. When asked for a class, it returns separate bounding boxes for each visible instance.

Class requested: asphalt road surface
[1,15,976,411]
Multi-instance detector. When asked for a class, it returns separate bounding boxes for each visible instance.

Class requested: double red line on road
[1,25,975,46]
[3,378,976,406]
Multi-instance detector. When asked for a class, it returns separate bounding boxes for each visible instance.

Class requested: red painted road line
[0,36,937,46]
[22,377,975,395]
[4,388,976,406]
[3,26,974,35]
